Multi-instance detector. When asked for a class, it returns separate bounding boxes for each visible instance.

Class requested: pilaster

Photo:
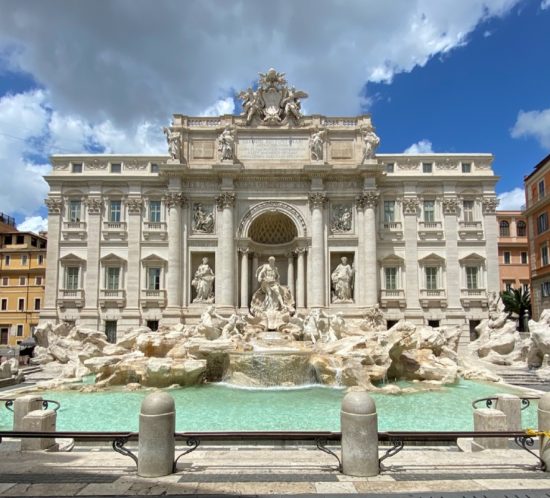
[443,196,461,309]
[483,196,500,294]
[124,196,144,325]
[42,197,63,320]
[215,191,236,310]
[402,196,421,311]
[357,191,379,307]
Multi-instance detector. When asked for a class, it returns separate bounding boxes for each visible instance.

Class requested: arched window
[517,220,526,236]
[499,220,510,237]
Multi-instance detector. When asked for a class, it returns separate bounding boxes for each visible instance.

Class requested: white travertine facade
[41,70,499,342]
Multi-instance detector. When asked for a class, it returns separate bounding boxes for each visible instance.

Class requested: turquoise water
[0,380,538,432]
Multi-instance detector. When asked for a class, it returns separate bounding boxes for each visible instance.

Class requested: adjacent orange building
[524,152,550,319]
[496,211,529,293]
[0,231,47,347]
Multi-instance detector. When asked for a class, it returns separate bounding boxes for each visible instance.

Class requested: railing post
[538,392,550,472]
[472,408,507,451]
[495,394,521,431]
[340,390,379,476]
[13,395,43,431]
[21,409,57,451]
[138,392,175,477]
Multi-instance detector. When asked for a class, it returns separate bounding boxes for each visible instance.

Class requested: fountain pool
[0,380,538,432]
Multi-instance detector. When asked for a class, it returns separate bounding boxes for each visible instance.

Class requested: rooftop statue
[238,68,308,126]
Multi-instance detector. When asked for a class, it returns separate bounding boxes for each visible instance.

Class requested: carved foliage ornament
[45,197,63,214]
[163,192,187,209]
[402,197,420,215]
[442,197,459,215]
[308,192,328,209]
[356,191,379,209]
[127,198,144,214]
[215,192,236,210]
[85,197,103,215]
[482,197,499,214]
[436,158,457,170]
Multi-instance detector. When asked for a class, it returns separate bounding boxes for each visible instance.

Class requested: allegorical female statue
[331,256,354,303]
[191,257,215,303]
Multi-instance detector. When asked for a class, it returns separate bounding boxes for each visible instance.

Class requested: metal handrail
[1,399,61,413]
[472,395,540,411]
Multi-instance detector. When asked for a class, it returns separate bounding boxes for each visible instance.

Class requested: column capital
[163,192,187,209]
[238,247,250,255]
[44,196,63,214]
[442,196,460,215]
[84,196,103,215]
[294,246,308,255]
[215,191,236,210]
[356,190,379,209]
[482,196,499,214]
[308,192,328,209]
[401,197,420,216]
[127,197,145,214]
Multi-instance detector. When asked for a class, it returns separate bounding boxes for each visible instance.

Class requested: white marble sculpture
[192,203,214,233]
[310,128,326,161]
[163,127,181,161]
[217,126,235,161]
[330,205,352,233]
[361,125,380,161]
[191,258,215,303]
[361,304,386,331]
[251,256,294,315]
[331,256,354,303]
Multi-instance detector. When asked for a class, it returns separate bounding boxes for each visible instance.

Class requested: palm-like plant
[500,287,531,331]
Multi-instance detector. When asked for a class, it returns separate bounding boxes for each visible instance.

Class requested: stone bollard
[495,393,522,431]
[21,409,57,451]
[13,395,43,431]
[340,390,379,476]
[472,408,507,451]
[138,392,175,477]
[538,392,550,472]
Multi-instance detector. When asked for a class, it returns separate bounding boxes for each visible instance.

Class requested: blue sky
[0,0,549,232]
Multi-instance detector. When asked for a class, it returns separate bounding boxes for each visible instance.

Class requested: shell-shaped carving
[248,212,298,245]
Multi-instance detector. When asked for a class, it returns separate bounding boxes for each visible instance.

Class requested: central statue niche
[248,212,297,245]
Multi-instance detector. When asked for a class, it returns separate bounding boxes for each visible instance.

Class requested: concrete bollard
[472,408,507,451]
[340,390,379,477]
[21,409,57,451]
[495,393,522,431]
[538,392,550,472]
[138,392,175,477]
[13,395,43,431]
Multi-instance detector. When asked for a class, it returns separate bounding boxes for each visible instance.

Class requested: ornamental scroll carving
[45,197,63,214]
[356,191,379,209]
[442,197,459,215]
[308,192,328,209]
[85,197,103,215]
[86,159,107,171]
[482,197,499,214]
[402,197,420,215]
[436,158,457,170]
[215,192,236,210]
[124,159,148,170]
[397,159,418,170]
[127,198,144,214]
[163,192,187,209]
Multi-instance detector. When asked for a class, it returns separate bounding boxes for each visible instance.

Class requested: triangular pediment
[59,253,86,264]
[418,253,446,265]
[100,253,127,264]
[141,253,167,265]
[379,254,405,266]
[459,252,485,264]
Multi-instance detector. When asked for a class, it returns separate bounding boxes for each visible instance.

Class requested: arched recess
[237,201,307,240]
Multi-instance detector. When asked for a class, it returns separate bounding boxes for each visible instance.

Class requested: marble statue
[361,304,386,331]
[361,125,380,161]
[487,291,503,313]
[217,126,235,161]
[196,305,227,340]
[331,256,354,303]
[163,127,181,161]
[330,205,352,232]
[281,86,308,123]
[192,203,214,233]
[192,257,215,303]
[239,87,265,124]
[251,256,295,316]
[310,128,326,161]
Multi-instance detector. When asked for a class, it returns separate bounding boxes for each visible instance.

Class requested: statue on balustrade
[251,256,295,316]
[331,256,354,303]
[192,257,215,303]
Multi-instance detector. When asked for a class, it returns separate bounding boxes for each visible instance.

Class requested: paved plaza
[0,440,549,496]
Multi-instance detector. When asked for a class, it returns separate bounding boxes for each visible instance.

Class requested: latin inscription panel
[238,137,309,160]
[192,140,215,159]
[330,141,354,159]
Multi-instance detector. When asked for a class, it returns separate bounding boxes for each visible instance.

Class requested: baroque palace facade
[41,69,499,342]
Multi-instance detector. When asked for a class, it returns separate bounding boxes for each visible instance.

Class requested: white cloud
[541,0,550,9]
[403,139,434,154]
[511,108,550,149]
[17,215,47,234]
[200,97,235,117]
[497,187,525,210]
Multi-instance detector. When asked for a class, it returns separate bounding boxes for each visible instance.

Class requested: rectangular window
[21,255,27,266]
[0,327,7,345]
[422,162,433,173]
[110,163,122,174]
[38,254,44,265]
[1,299,7,311]
[383,201,395,223]
[463,200,475,222]
[65,267,80,290]
[1,277,8,286]
[466,267,478,289]
[4,255,9,266]
[4,235,12,244]
[504,252,511,264]
[462,162,472,173]
[542,281,550,297]
[521,252,528,264]
[542,244,549,266]
[425,267,438,290]
[35,276,43,285]
[539,180,545,197]
[109,200,121,222]
[538,212,548,234]
[16,324,23,336]
[106,267,121,290]
[151,163,160,173]
[423,200,435,222]
[31,237,37,247]
[505,282,513,292]
[147,267,161,290]
[34,298,41,311]
[149,200,161,223]
[69,200,81,222]
[72,163,83,173]
[385,163,394,173]
[18,298,25,311]
[385,267,397,290]
[19,277,26,286]
[16,235,24,244]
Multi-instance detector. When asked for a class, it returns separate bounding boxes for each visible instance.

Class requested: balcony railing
[140,289,167,307]
[418,221,444,240]
[143,221,168,240]
[62,221,87,240]
[103,221,127,240]
[420,289,446,297]
[379,221,403,240]
[458,221,484,240]
[380,289,406,308]
[419,289,447,308]
[99,289,126,308]
[461,288,486,297]
[460,288,488,307]
[57,289,85,308]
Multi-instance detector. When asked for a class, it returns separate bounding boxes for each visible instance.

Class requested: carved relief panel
[192,203,215,234]
[330,204,353,234]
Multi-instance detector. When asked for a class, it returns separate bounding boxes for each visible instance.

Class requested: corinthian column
[295,248,306,309]
[164,188,185,318]
[308,192,327,308]
[358,191,379,307]
[216,191,236,309]
[42,197,63,321]
[240,248,249,310]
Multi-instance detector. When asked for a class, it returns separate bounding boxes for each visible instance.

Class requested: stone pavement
[0,441,548,496]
